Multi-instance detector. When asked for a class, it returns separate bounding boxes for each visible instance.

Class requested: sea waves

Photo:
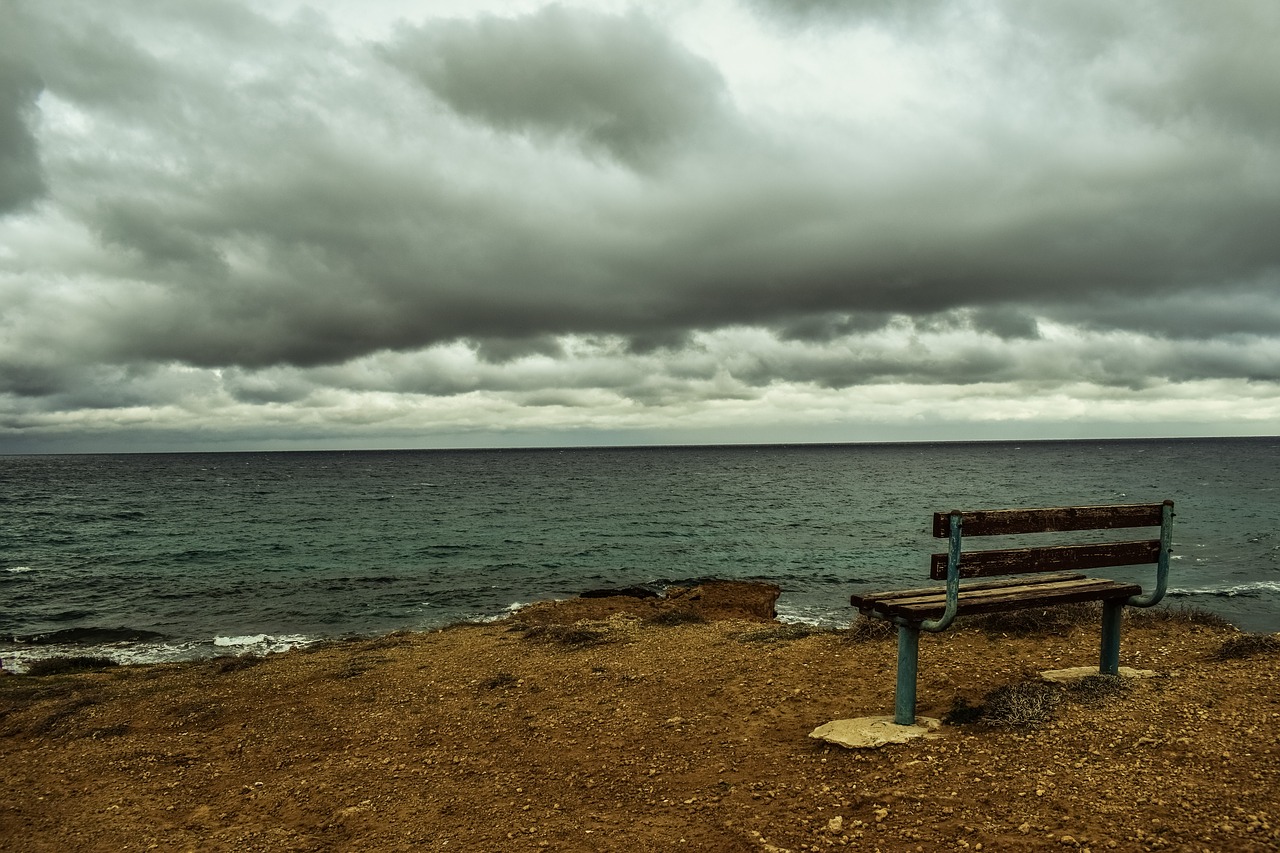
[0,627,319,674]
[1169,580,1280,599]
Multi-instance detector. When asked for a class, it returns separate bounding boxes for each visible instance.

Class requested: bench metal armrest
[1127,500,1174,608]
[917,511,962,633]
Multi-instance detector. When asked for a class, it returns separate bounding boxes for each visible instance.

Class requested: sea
[2,438,1278,672]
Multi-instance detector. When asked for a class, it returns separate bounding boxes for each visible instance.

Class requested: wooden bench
[850,501,1174,725]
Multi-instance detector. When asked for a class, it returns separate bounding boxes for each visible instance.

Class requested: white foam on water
[5,566,34,573]
[1,640,197,674]
[1169,580,1280,598]
[213,634,313,654]
[214,634,270,647]
[1,633,320,674]
[774,601,847,628]
[472,602,530,624]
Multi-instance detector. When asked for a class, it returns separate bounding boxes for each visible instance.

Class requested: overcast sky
[2,0,1278,453]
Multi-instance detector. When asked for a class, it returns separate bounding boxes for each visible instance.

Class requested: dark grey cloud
[95,199,229,274]
[1054,285,1280,342]
[222,368,314,405]
[745,0,950,28]
[0,360,212,413]
[968,308,1039,341]
[0,358,65,399]
[9,0,1277,370]
[2,2,167,121]
[1005,1,1280,141]
[1,0,1278,449]
[0,56,45,213]
[381,6,729,168]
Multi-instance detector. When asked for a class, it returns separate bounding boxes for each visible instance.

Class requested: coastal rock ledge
[512,580,781,625]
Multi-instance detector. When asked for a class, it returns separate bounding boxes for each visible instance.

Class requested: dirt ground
[2,583,1279,852]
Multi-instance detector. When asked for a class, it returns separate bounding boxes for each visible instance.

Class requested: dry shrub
[521,624,611,647]
[734,625,835,644]
[644,609,707,627]
[965,602,1101,636]
[959,601,1232,638]
[1130,604,1235,630]
[482,671,519,690]
[1212,633,1280,661]
[213,655,263,673]
[948,672,1136,728]
[844,616,896,642]
[24,656,118,677]
[1066,674,1131,705]
[978,681,1063,728]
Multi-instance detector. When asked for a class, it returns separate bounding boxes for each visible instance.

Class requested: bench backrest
[929,501,1172,581]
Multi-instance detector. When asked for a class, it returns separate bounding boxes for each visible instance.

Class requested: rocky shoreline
[2,583,1279,851]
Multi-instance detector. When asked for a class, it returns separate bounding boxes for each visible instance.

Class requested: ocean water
[2,438,1278,671]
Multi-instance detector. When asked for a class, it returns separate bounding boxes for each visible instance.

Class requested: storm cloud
[0,55,45,213]
[1,0,1278,451]
[380,6,730,167]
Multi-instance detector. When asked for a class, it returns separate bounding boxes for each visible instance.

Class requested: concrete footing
[1039,665,1158,682]
[809,715,942,749]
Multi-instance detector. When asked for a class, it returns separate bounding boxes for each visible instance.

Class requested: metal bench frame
[851,501,1174,725]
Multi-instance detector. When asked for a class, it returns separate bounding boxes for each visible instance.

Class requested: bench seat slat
[928,539,1161,580]
[865,576,1114,611]
[861,577,1142,621]
[932,503,1165,537]
[892,581,1142,619]
[876,577,1137,611]
[850,572,1085,608]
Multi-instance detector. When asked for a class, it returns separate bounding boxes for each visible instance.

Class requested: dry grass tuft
[1211,633,1280,661]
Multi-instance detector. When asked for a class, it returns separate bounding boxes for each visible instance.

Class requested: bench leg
[1099,600,1123,675]
[894,625,921,726]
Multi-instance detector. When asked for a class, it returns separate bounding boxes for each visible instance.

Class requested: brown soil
[2,584,1279,852]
